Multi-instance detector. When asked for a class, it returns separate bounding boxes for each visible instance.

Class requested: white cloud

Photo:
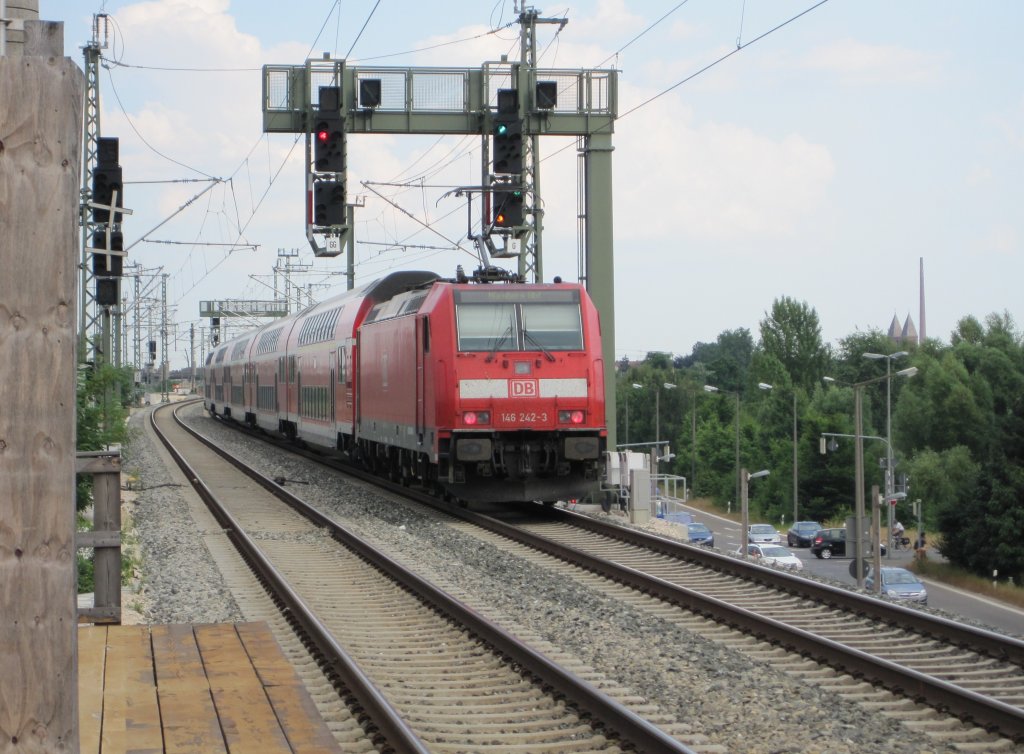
[611,98,835,241]
[965,164,992,187]
[801,38,940,84]
[972,224,1017,256]
[571,0,647,46]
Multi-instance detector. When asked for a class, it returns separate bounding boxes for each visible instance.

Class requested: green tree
[898,314,1024,580]
[907,446,979,533]
[680,328,754,393]
[759,297,830,393]
[77,364,134,512]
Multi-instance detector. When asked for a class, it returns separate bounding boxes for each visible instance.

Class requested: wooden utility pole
[0,20,85,753]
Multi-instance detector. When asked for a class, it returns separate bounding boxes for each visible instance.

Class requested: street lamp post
[626,382,642,447]
[703,385,740,509]
[690,388,698,497]
[740,468,770,558]
[863,351,908,558]
[823,366,917,588]
[656,382,677,450]
[792,392,798,523]
[655,382,676,513]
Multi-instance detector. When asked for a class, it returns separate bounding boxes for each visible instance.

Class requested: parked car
[748,524,781,544]
[810,528,886,559]
[866,567,928,604]
[786,520,823,548]
[685,523,714,548]
[738,543,803,571]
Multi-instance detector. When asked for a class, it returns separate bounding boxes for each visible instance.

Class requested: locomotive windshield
[454,289,583,352]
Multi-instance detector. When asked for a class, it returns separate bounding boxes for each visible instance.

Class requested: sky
[37,0,1024,371]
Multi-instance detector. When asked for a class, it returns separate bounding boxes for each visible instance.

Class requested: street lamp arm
[820,431,889,449]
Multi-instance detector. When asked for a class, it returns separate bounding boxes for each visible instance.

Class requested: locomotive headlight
[559,410,585,424]
[464,411,490,425]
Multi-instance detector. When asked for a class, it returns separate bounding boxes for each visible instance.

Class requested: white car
[747,524,781,544]
[738,543,803,570]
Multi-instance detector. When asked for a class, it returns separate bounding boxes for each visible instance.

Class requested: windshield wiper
[485,325,514,363]
[523,329,556,362]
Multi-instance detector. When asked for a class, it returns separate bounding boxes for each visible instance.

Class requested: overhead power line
[618,0,833,121]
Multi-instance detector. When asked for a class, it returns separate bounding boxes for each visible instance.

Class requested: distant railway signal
[313,180,346,227]
[493,189,524,228]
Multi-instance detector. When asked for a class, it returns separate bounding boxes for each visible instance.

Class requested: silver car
[748,524,781,544]
[866,567,928,605]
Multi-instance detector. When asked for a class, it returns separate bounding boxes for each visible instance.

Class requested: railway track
[150,401,699,753]
[177,402,1024,751]
[440,505,1024,749]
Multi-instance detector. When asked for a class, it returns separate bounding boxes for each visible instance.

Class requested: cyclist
[892,520,906,549]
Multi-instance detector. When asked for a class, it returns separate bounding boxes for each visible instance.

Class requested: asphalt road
[680,506,1024,637]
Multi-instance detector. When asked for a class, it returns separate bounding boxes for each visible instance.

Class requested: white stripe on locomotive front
[458,378,588,399]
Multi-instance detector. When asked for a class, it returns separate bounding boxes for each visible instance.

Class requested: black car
[786,520,823,548]
[810,528,886,559]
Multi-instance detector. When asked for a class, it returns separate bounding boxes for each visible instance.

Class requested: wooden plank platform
[78,622,341,754]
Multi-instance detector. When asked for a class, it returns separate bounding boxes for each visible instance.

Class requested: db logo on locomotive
[510,379,538,397]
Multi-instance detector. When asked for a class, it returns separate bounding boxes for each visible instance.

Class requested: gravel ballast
[120,403,1015,754]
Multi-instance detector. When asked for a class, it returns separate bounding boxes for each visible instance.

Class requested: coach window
[337,346,346,385]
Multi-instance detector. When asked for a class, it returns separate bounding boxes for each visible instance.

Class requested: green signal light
[496,123,508,136]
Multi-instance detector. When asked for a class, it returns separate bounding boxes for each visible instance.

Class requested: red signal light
[317,129,330,142]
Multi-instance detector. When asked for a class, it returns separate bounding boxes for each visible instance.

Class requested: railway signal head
[492,114,522,175]
[493,188,524,228]
[91,165,123,222]
[313,180,346,227]
[313,116,345,173]
[92,136,123,222]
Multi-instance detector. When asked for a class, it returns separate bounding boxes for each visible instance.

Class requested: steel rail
[166,403,697,754]
[150,403,432,754]
[196,404,1024,741]
[547,505,1024,667]
[442,502,1024,742]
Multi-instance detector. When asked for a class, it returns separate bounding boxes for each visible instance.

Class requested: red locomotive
[204,269,607,504]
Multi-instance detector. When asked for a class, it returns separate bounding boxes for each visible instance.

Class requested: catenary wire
[542,0,834,165]
[345,0,382,60]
